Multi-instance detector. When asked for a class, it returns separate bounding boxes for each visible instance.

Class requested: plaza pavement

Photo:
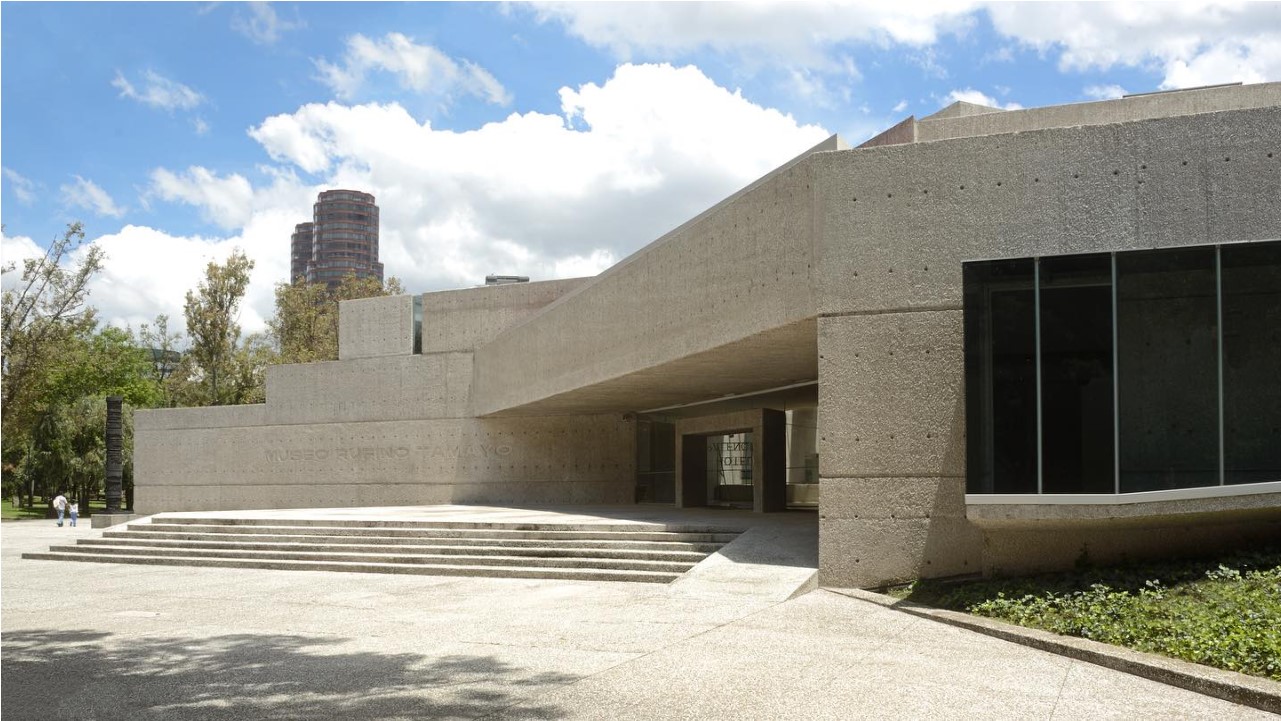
[2,514,1270,720]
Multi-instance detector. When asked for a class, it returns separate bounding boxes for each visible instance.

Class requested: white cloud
[94,62,828,329]
[147,167,256,230]
[942,88,1023,110]
[985,3,1281,90]
[534,3,1280,95]
[531,2,978,67]
[553,249,616,279]
[231,2,303,45]
[3,167,38,205]
[146,165,316,239]
[314,32,512,105]
[111,70,205,112]
[38,63,827,335]
[72,224,281,337]
[892,99,909,113]
[60,175,126,218]
[192,117,211,135]
[1084,84,1128,101]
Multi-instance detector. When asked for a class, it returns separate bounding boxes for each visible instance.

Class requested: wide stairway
[23,515,742,583]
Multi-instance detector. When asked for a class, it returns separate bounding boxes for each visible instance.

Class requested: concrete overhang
[476,317,817,417]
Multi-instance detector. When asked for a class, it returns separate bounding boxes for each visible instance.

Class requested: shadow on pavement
[2,629,570,720]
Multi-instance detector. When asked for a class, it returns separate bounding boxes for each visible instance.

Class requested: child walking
[69,501,79,527]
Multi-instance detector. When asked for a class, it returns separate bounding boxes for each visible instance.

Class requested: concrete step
[102,529,725,553]
[77,537,708,562]
[153,515,737,534]
[43,544,697,573]
[131,522,740,544]
[26,515,742,583]
[20,551,680,583]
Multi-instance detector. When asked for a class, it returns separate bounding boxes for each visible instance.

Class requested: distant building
[485,275,529,286]
[290,190,383,289]
[289,222,313,283]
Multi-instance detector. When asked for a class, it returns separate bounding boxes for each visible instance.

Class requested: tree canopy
[270,273,403,365]
[2,224,409,510]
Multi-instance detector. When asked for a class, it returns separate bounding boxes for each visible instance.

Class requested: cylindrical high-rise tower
[290,222,314,283]
[306,189,383,289]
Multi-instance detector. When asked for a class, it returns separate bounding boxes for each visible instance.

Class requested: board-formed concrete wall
[339,295,416,360]
[136,278,641,512]
[422,277,589,354]
[813,104,1281,588]
[135,409,633,513]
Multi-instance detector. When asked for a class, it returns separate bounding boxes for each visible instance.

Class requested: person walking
[52,492,68,527]
[68,500,79,527]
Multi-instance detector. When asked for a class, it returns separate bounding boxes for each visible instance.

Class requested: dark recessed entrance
[676,409,786,513]
[634,384,819,512]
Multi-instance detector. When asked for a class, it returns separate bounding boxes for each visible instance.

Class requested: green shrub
[905,548,1281,680]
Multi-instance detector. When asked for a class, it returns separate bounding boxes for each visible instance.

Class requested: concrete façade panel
[338,295,416,360]
[819,515,982,587]
[421,277,589,353]
[137,479,632,514]
[471,139,833,417]
[917,81,1281,142]
[813,106,1281,317]
[817,311,965,479]
[134,403,269,431]
[818,476,981,586]
[135,414,634,513]
[263,352,473,424]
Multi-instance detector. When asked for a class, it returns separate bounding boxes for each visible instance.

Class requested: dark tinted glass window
[1117,246,1218,492]
[1040,254,1114,493]
[1222,241,1281,485]
[964,258,1037,493]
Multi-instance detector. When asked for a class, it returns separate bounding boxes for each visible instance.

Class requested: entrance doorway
[634,383,819,512]
[676,409,786,513]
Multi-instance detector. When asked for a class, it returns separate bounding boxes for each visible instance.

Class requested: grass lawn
[2,498,112,522]
[892,547,1281,681]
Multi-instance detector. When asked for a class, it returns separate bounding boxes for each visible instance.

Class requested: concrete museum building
[137,82,1281,589]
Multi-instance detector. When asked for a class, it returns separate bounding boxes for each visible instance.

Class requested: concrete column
[817,312,981,588]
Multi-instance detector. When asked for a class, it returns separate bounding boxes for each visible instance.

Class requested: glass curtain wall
[965,240,1280,495]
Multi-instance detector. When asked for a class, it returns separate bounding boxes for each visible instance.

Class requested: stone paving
[2,512,1270,720]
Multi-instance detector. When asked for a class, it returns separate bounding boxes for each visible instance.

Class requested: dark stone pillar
[677,434,709,508]
[105,396,124,514]
[759,409,788,513]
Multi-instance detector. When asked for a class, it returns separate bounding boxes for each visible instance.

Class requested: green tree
[46,326,164,409]
[21,395,137,512]
[138,314,183,405]
[1,222,104,445]
[182,250,253,405]
[270,279,333,364]
[270,273,403,364]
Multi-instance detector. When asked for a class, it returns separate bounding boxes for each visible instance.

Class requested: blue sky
[3,2,1279,334]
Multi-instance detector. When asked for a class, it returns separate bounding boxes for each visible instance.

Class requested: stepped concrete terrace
[23,504,819,596]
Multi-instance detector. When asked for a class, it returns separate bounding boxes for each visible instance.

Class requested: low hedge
[899,547,1281,680]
